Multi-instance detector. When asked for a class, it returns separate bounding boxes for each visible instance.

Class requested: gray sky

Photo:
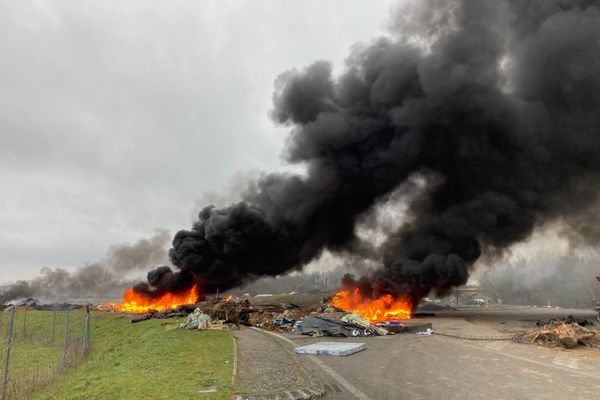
[0,0,396,281]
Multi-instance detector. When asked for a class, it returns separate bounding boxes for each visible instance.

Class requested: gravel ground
[233,327,325,399]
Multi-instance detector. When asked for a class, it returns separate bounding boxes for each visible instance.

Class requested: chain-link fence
[0,307,91,400]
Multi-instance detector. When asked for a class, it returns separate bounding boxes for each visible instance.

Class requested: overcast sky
[0,1,397,281]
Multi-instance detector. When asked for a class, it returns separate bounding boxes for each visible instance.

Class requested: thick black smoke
[142,0,600,306]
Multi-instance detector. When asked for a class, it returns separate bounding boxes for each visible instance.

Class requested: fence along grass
[0,307,91,400]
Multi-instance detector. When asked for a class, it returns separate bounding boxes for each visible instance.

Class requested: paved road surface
[268,322,600,400]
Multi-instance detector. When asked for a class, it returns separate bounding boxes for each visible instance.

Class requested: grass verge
[27,311,233,400]
[0,309,89,399]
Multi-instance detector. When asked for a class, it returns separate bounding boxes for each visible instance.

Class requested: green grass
[0,309,88,399]
[2,338,64,399]
[0,310,233,400]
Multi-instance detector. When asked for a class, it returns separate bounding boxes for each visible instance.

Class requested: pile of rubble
[178,308,239,331]
[129,304,198,322]
[130,298,409,337]
[2,297,87,311]
[517,320,600,349]
[127,299,254,323]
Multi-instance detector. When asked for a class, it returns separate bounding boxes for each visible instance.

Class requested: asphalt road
[269,312,600,400]
[296,334,600,400]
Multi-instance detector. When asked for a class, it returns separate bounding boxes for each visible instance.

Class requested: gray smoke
[105,230,171,272]
[480,249,600,307]
[137,0,600,307]
[1,230,170,303]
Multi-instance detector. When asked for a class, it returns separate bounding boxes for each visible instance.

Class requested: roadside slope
[30,312,233,400]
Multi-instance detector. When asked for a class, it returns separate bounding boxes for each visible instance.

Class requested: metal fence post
[52,305,57,346]
[1,307,16,400]
[82,305,91,353]
[60,310,69,370]
[22,307,27,338]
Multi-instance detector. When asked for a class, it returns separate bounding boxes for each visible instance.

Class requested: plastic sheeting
[291,316,380,337]
[179,308,212,330]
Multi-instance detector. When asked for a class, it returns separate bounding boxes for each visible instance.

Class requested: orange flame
[106,284,199,313]
[331,288,411,323]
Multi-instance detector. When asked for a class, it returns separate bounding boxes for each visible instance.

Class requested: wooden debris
[130,304,195,323]
[517,320,600,348]
[131,313,154,323]
[208,320,224,330]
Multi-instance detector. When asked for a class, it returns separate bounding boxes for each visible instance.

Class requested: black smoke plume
[141,0,600,306]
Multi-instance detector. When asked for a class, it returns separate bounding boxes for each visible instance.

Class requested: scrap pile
[178,308,238,331]
[517,320,600,349]
[126,299,253,324]
[291,314,388,337]
[120,297,402,337]
[248,303,391,337]
[2,298,86,311]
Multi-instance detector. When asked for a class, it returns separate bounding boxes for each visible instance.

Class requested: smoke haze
[480,249,600,308]
[1,230,170,303]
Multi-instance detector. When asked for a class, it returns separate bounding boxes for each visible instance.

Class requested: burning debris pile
[100,284,200,314]
[99,292,425,337]
[99,275,417,336]
[127,304,198,323]
[331,289,411,322]
[517,320,600,349]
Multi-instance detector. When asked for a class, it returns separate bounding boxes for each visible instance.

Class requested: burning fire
[106,284,199,313]
[331,288,411,323]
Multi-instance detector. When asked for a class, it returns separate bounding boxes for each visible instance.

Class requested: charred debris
[98,296,434,338]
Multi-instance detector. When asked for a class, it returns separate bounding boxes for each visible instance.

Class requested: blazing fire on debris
[96,285,429,337]
[104,284,199,313]
[101,284,412,326]
[331,289,411,323]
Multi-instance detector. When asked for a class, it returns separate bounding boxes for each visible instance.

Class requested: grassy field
[0,310,233,400]
[0,309,90,399]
